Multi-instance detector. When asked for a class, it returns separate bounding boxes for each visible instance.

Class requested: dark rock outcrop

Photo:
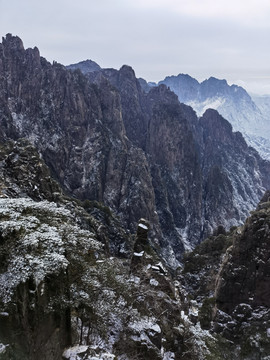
[0,34,158,239]
[0,138,61,201]
[97,64,270,257]
[182,192,270,358]
[215,196,270,313]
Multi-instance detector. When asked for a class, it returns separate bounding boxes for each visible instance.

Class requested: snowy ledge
[133,251,144,257]
[138,223,148,230]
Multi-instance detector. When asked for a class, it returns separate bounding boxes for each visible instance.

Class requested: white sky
[0,0,270,94]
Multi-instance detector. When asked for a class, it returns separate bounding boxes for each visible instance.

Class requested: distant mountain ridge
[158,74,270,160]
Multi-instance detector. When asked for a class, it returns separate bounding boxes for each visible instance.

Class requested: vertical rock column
[130,218,150,271]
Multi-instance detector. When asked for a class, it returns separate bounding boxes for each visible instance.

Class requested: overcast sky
[1,0,270,94]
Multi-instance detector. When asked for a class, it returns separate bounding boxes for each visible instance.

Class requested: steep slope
[0,34,159,237]
[95,66,270,248]
[251,94,270,156]
[1,139,269,359]
[0,140,164,359]
[0,141,209,360]
[252,94,270,116]
[212,193,270,357]
[215,191,270,313]
[199,109,269,232]
[159,74,270,160]
[182,191,270,359]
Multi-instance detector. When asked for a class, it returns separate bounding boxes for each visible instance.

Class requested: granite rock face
[98,66,270,251]
[0,138,61,201]
[0,34,158,239]
[181,191,270,358]
[0,34,270,266]
[199,109,270,235]
[0,150,201,359]
[93,64,270,256]
[1,34,270,360]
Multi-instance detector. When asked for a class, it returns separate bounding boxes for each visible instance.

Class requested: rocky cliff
[182,191,270,359]
[1,140,270,359]
[215,191,270,313]
[1,34,270,267]
[78,59,270,256]
[0,34,158,238]
[0,139,212,360]
[1,34,270,359]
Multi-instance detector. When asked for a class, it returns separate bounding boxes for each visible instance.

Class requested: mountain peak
[159,73,199,86]
[206,76,228,84]
[199,109,236,147]
[200,108,233,134]
[201,77,229,91]
[66,59,101,74]
[2,33,24,51]
[119,64,136,78]
[158,73,200,103]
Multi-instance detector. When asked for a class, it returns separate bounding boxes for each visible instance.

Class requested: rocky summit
[0,34,270,359]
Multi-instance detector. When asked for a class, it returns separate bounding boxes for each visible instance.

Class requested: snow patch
[150,278,159,286]
[63,345,88,359]
[188,97,225,116]
[133,251,144,257]
[0,312,9,317]
[176,227,193,252]
[130,317,161,334]
[0,344,8,354]
[163,352,175,360]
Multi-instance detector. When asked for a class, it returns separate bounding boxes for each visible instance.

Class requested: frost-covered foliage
[0,198,101,304]
[0,197,175,359]
[1,193,270,359]
[59,217,223,360]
